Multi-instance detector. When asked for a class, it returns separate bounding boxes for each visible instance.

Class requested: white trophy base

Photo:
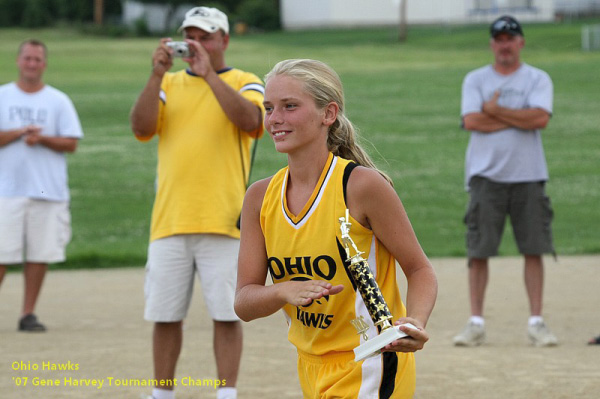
[354,323,418,362]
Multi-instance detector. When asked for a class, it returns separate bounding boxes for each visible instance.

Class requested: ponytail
[328,112,393,186]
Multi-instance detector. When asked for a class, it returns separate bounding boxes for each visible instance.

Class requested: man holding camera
[130,6,265,399]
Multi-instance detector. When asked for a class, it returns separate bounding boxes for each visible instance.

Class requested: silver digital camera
[166,41,191,58]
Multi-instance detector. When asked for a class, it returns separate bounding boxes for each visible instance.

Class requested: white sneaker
[453,321,485,346]
[528,321,558,347]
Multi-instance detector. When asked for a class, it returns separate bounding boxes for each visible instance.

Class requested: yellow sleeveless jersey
[137,68,265,241]
[260,153,407,356]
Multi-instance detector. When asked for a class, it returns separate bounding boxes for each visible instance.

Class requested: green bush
[0,0,122,27]
[52,0,73,20]
[21,0,53,28]
[0,0,24,27]
[200,1,232,14]
[133,16,151,37]
[236,0,280,31]
[80,21,131,37]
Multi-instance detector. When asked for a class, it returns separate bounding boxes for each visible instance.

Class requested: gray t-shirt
[0,82,83,201]
[461,63,553,189]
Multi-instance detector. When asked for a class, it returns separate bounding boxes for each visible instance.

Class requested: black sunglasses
[492,19,520,33]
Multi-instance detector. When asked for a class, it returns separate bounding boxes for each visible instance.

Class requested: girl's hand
[281,280,344,306]
[382,317,429,353]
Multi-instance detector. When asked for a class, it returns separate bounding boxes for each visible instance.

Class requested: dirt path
[1,255,599,398]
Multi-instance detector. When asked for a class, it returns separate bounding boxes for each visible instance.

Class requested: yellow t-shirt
[138,68,265,241]
[260,153,407,356]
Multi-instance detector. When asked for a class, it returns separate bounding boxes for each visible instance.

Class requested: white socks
[217,387,237,399]
[152,388,175,399]
[151,385,236,399]
[469,316,485,326]
[470,315,545,327]
[528,315,544,326]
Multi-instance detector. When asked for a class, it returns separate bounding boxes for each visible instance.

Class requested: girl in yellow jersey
[235,59,437,399]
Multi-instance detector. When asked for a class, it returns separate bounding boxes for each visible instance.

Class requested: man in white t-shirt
[0,40,83,332]
[454,16,558,347]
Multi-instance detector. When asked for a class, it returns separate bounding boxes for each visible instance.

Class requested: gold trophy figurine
[339,209,417,361]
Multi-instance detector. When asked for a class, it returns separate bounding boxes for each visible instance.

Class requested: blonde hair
[265,59,392,185]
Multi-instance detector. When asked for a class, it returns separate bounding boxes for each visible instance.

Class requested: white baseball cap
[178,7,229,34]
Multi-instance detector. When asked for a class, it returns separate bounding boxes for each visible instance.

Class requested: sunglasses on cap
[490,17,523,37]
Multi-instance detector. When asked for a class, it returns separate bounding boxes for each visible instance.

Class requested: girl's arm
[346,167,438,351]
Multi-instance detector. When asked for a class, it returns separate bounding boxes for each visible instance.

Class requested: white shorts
[144,234,240,322]
[0,198,71,265]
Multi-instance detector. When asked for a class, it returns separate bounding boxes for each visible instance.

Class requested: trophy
[339,209,417,361]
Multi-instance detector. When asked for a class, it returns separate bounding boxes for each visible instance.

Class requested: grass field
[0,21,599,268]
